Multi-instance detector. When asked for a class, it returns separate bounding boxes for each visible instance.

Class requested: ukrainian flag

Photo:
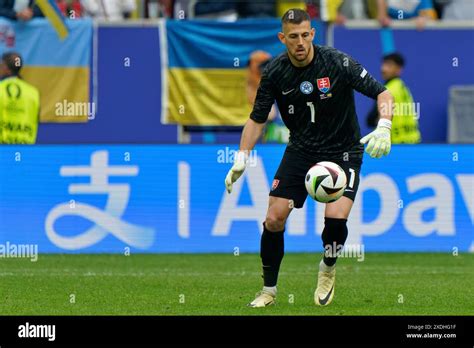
[0,18,92,122]
[164,19,325,126]
[164,19,285,126]
[35,0,69,40]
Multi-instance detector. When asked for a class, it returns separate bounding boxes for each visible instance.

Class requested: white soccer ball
[305,161,347,203]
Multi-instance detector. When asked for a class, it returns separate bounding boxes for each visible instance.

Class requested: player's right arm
[239,118,266,153]
[225,67,275,193]
[224,119,265,193]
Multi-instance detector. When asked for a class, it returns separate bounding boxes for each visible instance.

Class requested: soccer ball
[305,161,347,203]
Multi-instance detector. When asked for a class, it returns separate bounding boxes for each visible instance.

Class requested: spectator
[377,0,438,29]
[56,0,67,15]
[56,0,83,18]
[432,0,447,18]
[277,0,305,18]
[307,0,369,24]
[318,0,347,24]
[0,0,43,21]
[366,53,421,144]
[247,51,288,144]
[236,0,276,18]
[440,0,474,20]
[81,0,136,21]
[339,0,370,19]
[194,1,236,20]
[173,0,237,20]
[0,52,40,144]
[146,0,173,18]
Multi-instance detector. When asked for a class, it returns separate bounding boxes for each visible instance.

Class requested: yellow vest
[0,76,40,144]
[319,0,344,21]
[385,77,421,144]
[276,1,306,17]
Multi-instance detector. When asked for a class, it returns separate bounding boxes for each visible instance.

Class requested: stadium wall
[0,145,472,253]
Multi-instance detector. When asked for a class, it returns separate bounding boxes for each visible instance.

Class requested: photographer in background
[0,0,43,21]
[81,0,136,21]
[56,0,83,18]
[0,52,40,144]
[377,0,438,29]
[247,50,288,144]
[366,53,421,144]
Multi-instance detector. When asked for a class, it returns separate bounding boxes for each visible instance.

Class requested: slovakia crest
[271,179,280,191]
[317,77,331,94]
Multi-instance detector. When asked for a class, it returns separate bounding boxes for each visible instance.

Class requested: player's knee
[265,213,287,232]
[325,210,350,219]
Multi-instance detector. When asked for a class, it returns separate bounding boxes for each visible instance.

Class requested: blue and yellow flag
[164,19,286,126]
[35,0,69,40]
[0,18,92,122]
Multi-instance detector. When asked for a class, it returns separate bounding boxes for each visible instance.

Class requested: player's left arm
[361,89,393,158]
[341,52,394,158]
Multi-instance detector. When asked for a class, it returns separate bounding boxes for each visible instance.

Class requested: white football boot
[315,268,336,306]
[247,289,276,308]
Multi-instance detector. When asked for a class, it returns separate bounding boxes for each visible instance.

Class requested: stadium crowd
[0,0,472,22]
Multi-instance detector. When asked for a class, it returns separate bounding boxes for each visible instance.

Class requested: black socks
[321,217,348,267]
[260,222,285,287]
[259,217,347,286]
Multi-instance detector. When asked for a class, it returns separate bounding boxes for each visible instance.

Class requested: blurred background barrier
[448,85,474,143]
[0,145,472,253]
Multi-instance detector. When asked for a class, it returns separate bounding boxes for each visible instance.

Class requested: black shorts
[269,147,362,208]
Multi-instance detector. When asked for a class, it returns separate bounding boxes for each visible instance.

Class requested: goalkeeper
[225,9,393,307]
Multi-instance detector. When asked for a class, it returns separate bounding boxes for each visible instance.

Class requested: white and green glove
[360,119,392,158]
[225,150,248,194]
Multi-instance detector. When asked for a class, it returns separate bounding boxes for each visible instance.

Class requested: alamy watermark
[380,101,421,119]
[0,241,38,262]
[55,99,96,120]
[18,322,55,341]
[324,242,365,262]
[217,147,258,167]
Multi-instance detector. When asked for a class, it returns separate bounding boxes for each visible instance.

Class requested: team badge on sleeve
[317,77,331,93]
[271,179,280,191]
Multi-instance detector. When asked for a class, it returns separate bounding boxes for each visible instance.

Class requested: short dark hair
[383,52,405,67]
[2,52,23,76]
[282,8,310,25]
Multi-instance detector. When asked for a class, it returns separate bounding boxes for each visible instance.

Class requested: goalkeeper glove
[360,119,392,159]
[225,150,248,194]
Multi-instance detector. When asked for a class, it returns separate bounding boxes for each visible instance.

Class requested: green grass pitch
[1,253,473,315]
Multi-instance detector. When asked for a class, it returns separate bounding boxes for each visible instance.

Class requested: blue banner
[0,145,472,253]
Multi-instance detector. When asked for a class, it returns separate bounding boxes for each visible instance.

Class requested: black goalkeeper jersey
[250,44,386,160]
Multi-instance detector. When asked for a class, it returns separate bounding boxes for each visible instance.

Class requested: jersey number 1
[306,102,315,123]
